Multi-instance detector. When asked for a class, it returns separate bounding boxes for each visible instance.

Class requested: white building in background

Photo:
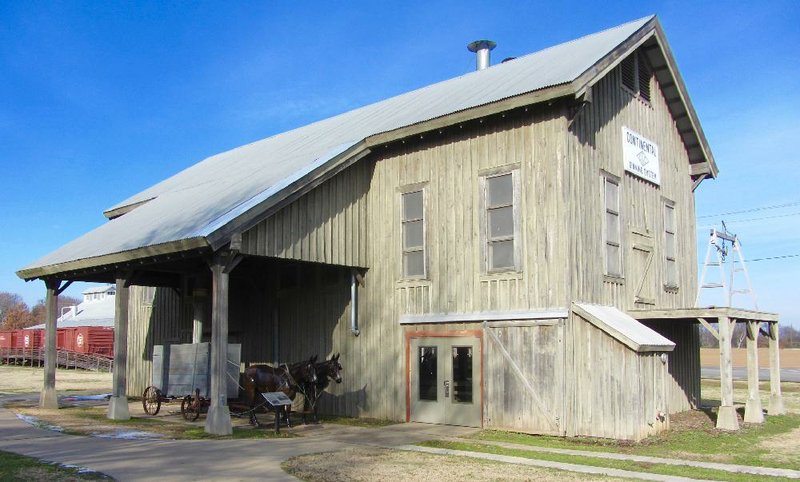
[29,285,116,329]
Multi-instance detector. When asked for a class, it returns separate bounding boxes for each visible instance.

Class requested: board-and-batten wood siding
[484,321,565,435]
[567,54,698,310]
[566,55,701,416]
[566,312,669,440]
[640,320,701,413]
[126,286,191,396]
[239,158,372,268]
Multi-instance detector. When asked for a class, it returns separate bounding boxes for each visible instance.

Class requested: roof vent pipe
[467,39,497,71]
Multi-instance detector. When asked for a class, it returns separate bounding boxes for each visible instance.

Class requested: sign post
[261,392,293,433]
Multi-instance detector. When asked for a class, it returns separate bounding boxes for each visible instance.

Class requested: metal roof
[27,295,116,329]
[19,15,712,279]
[572,303,675,352]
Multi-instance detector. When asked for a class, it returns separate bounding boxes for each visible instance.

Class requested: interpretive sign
[622,126,660,185]
[261,391,292,407]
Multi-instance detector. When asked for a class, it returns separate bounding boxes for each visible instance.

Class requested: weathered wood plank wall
[641,319,701,413]
[126,286,190,396]
[484,322,565,435]
[567,55,698,310]
[566,313,670,440]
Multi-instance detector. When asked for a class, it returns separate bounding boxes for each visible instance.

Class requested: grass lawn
[0,450,111,481]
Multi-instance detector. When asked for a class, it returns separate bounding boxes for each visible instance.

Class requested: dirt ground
[0,365,112,396]
[282,446,620,481]
[700,348,800,368]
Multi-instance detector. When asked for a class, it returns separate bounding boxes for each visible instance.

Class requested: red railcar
[60,327,114,357]
[0,330,14,349]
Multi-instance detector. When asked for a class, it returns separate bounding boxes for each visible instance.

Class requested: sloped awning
[572,302,675,352]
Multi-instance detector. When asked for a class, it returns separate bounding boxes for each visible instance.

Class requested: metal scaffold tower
[696,225,758,309]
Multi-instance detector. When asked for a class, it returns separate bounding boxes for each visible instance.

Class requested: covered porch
[631,307,784,430]
[26,240,364,436]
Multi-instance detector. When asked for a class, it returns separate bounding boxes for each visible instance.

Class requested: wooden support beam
[39,279,62,409]
[768,322,786,414]
[192,288,209,344]
[697,317,719,341]
[204,250,238,435]
[716,316,739,430]
[107,274,131,420]
[744,321,764,423]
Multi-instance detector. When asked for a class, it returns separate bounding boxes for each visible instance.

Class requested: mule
[243,355,318,427]
[302,353,343,424]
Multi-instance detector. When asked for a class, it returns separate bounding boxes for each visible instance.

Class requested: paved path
[2,404,797,481]
[701,366,800,382]
[0,408,475,481]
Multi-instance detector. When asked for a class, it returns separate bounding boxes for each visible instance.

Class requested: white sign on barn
[622,126,660,185]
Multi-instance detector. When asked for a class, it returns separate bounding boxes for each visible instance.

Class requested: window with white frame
[604,175,622,277]
[663,201,677,287]
[401,189,425,278]
[484,171,518,272]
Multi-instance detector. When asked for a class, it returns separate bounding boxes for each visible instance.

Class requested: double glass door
[410,336,481,427]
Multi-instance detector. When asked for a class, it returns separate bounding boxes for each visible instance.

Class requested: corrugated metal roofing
[573,302,676,352]
[27,295,116,329]
[21,16,655,275]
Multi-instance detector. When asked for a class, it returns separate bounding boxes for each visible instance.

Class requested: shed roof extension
[18,15,715,281]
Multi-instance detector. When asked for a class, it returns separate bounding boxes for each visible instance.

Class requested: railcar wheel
[181,395,200,422]
[142,386,161,415]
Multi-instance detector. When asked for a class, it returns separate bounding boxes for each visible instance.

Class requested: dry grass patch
[0,365,111,395]
[283,447,620,481]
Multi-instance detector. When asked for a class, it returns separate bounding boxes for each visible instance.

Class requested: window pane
[606,244,620,275]
[665,232,675,258]
[404,220,424,249]
[403,190,423,220]
[605,179,618,210]
[490,240,514,269]
[666,259,677,285]
[487,174,513,207]
[664,205,674,232]
[452,346,473,403]
[488,206,514,238]
[404,251,425,277]
[418,346,437,401]
[606,212,619,244]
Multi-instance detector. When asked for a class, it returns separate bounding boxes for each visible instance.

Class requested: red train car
[0,330,14,349]
[60,327,114,357]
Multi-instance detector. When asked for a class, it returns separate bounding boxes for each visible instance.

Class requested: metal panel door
[410,336,481,427]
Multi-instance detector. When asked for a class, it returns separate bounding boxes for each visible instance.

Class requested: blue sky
[1,1,798,326]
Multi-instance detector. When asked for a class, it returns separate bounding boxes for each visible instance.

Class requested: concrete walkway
[2,405,797,481]
[0,407,476,481]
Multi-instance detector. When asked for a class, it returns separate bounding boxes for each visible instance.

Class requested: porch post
[768,321,785,415]
[40,279,60,409]
[192,288,208,344]
[107,276,131,420]
[205,250,241,435]
[716,316,739,430]
[743,320,763,423]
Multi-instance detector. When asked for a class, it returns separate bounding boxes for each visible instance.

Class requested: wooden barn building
[18,16,784,440]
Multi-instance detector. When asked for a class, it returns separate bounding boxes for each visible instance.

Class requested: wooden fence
[0,347,113,372]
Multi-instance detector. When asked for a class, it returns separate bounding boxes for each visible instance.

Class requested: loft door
[410,336,481,427]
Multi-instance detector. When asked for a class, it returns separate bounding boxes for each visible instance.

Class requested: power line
[697,201,800,219]
[699,253,800,264]
[696,211,800,229]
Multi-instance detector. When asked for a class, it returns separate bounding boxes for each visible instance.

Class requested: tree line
[0,292,82,330]
[698,322,800,349]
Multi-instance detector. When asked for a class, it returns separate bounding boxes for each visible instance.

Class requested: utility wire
[697,201,800,219]
[699,253,800,264]
[697,211,800,229]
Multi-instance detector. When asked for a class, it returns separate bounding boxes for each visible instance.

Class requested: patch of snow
[15,413,64,432]
[91,430,163,440]
[61,393,112,402]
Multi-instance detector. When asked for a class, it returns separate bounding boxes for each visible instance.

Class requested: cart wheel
[181,395,200,422]
[142,386,162,415]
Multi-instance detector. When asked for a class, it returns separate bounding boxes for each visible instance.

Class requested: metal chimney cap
[467,39,497,52]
